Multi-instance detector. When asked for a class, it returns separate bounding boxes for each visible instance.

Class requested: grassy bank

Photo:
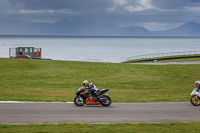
[0,123,200,133]
[124,54,200,63]
[0,58,200,102]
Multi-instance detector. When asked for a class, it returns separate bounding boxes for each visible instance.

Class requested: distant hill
[0,18,200,36]
[152,22,200,37]
[120,26,149,36]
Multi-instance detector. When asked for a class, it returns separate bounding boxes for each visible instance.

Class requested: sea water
[0,35,200,63]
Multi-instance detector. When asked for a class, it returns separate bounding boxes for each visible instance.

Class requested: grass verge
[0,123,200,133]
[0,58,200,102]
[124,54,200,63]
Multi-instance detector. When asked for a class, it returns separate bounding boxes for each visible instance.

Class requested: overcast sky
[0,0,200,31]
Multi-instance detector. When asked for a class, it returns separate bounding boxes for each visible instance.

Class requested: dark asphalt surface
[0,102,200,124]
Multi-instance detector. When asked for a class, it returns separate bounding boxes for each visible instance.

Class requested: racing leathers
[197,86,200,92]
[195,81,200,92]
[85,83,99,96]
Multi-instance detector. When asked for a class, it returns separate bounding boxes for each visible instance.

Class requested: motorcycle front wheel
[190,95,200,106]
[99,96,112,106]
[74,95,85,106]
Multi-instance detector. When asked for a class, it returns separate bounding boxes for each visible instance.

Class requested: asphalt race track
[0,102,200,124]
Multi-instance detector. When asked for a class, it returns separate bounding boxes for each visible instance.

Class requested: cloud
[111,0,179,13]
[185,6,200,13]
[6,0,111,12]
[125,5,145,12]
[0,0,12,13]
[17,9,54,14]
[113,0,127,6]
[108,0,155,13]
[125,0,155,12]
[0,0,200,31]
[107,0,127,12]
[10,9,78,15]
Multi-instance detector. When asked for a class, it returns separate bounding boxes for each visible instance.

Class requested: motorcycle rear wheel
[190,95,200,106]
[99,96,112,106]
[74,95,85,106]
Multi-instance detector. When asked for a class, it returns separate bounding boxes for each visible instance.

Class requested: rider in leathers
[195,81,200,92]
[83,80,99,97]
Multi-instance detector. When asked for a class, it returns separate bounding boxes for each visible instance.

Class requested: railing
[124,50,200,62]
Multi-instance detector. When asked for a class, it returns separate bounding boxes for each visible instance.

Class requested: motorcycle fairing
[99,89,109,95]
[77,90,90,99]
[85,97,100,105]
[191,88,200,97]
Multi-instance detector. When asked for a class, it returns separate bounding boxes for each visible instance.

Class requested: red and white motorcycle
[190,81,200,106]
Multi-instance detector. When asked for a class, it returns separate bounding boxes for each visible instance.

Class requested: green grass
[124,54,200,63]
[0,58,200,102]
[154,57,200,63]
[0,123,200,133]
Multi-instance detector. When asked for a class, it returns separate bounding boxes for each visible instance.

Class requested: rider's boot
[93,93,100,101]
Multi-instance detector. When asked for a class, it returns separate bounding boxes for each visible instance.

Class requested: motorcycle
[74,87,112,106]
[190,88,200,106]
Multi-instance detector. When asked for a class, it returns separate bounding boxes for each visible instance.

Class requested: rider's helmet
[83,80,89,87]
[195,81,200,87]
